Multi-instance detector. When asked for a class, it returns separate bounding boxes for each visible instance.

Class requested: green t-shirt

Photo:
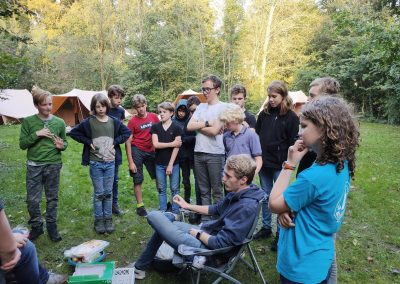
[89,117,115,162]
[19,114,67,164]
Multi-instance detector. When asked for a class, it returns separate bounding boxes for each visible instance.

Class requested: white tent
[0,89,37,124]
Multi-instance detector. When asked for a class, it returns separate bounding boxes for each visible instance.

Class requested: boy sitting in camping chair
[130,154,264,281]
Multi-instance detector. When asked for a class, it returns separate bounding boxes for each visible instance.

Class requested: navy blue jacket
[202,184,264,249]
[69,116,131,166]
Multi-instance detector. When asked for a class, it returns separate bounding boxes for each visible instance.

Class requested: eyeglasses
[201,87,216,94]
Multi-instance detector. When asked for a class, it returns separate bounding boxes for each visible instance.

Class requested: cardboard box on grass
[68,261,115,284]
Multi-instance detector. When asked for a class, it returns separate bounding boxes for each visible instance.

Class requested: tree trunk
[260,2,275,96]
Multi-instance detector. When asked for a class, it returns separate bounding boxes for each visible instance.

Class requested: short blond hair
[225,154,256,185]
[219,103,245,124]
[31,86,52,106]
[132,94,147,108]
[157,101,174,113]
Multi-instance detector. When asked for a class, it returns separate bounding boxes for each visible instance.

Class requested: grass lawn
[0,121,399,283]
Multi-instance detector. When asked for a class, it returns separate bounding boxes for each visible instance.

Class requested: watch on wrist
[282,161,296,171]
[196,231,202,240]
[205,121,210,127]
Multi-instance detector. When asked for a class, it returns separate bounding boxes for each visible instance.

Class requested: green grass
[0,121,399,283]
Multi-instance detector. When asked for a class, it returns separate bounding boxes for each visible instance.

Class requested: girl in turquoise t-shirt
[269,96,360,283]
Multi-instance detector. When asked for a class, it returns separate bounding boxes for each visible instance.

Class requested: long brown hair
[264,81,291,116]
[301,96,360,178]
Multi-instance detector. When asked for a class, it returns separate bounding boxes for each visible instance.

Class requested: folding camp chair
[175,197,267,284]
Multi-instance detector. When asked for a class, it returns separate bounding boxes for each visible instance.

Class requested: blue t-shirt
[223,126,262,158]
[277,162,351,283]
[108,107,125,121]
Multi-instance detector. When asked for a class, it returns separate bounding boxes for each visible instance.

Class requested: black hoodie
[255,107,299,169]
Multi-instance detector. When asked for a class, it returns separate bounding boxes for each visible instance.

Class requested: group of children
[15,74,359,284]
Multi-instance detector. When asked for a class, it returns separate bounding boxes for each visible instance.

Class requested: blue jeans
[135,211,203,270]
[89,161,115,218]
[0,238,49,284]
[156,164,180,214]
[112,164,119,205]
[259,167,281,229]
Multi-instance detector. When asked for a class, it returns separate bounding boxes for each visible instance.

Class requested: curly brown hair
[301,96,360,178]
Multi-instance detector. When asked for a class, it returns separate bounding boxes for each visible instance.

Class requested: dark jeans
[259,167,280,229]
[179,157,200,204]
[112,164,119,205]
[0,238,49,284]
[280,263,331,284]
[194,153,224,220]
[26,163,62,228]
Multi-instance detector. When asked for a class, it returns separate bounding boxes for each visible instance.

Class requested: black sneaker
[136,206,148,217]
[253,227,272,240]
[271,234,279,252]
[112,204,124,216]
[28,226,44,241]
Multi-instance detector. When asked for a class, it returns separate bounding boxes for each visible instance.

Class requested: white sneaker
[46,272,68,284]
[192,256,206,269]
[129,262,146,280]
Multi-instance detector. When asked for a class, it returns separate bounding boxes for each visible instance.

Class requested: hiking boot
[253,227,272,240]
[136,206,148,217]
[94,217,106,234]
[46,272,68,284]
[28,226,44,241]
[271,234,279,252]
[47,223,62,242]
[104,217,115,234]
[112,203,124,216]
[129,262,146,279]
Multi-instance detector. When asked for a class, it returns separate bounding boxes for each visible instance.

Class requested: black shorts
[130,145,156,184]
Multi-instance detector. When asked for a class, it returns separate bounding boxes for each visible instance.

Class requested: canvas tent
[0,89,37,124]
[173,89,206,105]
[258,90,308,116]
[51,89,105,126]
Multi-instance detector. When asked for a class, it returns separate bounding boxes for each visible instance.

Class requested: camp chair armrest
[178,244,238,257]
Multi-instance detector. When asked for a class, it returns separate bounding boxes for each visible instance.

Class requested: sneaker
[271,234,279,252]
[253,227,272,240]
[104,217,115,234]
[112,203,124,216]
[136,206,148,217]
[129,262,146,280]
[46,272,68,284]
[94,217,106,234]
[192,256,206,269]
[28,226,44,241]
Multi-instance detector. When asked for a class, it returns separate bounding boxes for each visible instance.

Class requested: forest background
[1,0,400,124]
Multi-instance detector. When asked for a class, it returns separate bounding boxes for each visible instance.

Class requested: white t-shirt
[192,101,227,154]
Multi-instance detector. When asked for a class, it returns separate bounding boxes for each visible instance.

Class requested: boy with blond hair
[19,86,68,242]
[220,104,262,176]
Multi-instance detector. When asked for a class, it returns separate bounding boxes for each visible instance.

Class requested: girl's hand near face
[287,139,308,165]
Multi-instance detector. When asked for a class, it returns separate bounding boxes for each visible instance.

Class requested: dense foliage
[293,0,400,124]
[1,0,399,122]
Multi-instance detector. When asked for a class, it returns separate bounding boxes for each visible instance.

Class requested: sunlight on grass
[0,122,399,283]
